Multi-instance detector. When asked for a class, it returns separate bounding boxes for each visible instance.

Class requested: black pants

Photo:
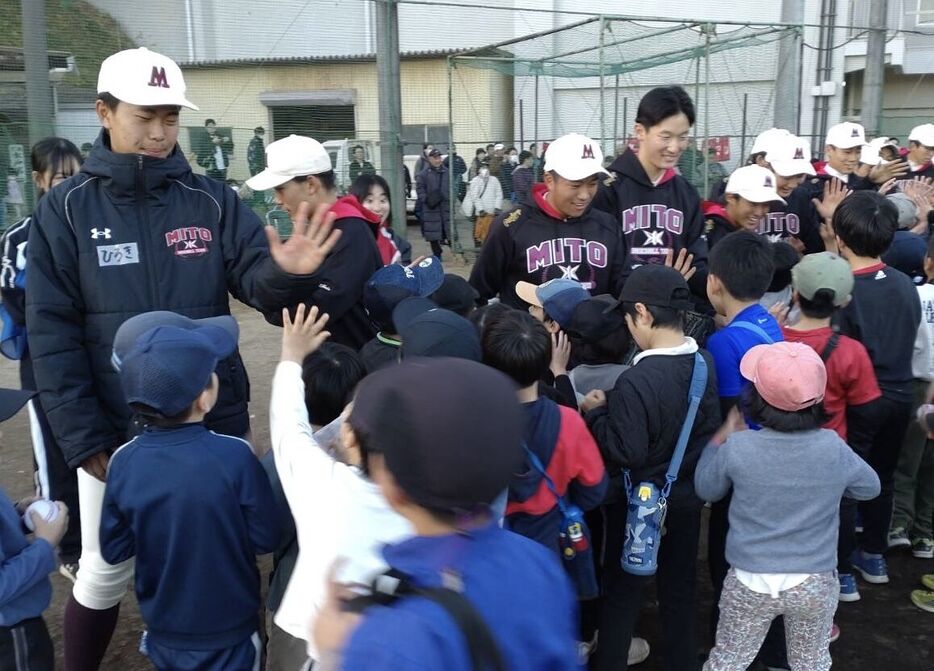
[708,494,789,669]
[20,355,81,563]
[430,240,443,257]
[850,393,914,554]
[594,499,702,671]
[0,617,54,671]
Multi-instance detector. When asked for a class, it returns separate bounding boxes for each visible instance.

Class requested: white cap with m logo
[97,47,198,110]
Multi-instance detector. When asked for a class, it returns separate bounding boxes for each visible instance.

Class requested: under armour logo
[90,228,112,240]
[644,230,664,246]
[581,144,595,160]
[148,66,169,89]
[793,148,804,159]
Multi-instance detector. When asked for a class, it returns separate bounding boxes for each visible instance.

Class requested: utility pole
[774,0,804,132]
[861,0,888,137]
[21,0,54,147]
[375,0,406,232]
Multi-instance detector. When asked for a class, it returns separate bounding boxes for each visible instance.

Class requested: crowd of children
[1,56,934,671]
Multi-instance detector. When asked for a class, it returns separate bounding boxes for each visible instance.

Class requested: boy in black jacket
[583,264,721,671]
[592,86,708,299]
[101,318,280,671]
[469,133,627,308]
[830,191,922,585]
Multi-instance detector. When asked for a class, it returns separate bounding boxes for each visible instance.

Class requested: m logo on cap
[793,148,804,159]
[148,66,170,89]
[851,128,860,137]
[764,175,773,188]
[581,144,595,160]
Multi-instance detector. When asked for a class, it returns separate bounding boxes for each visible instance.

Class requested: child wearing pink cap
[695,342,880,671]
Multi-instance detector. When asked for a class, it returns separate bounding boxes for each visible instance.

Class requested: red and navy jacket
[909,160,934,180]
[505,397,607,555]
[701,202,739,250]
[591,149,708,297]
[469,183,627,308]
[702,200,822,254]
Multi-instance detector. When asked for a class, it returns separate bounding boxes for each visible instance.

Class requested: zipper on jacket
[136,155,160,309]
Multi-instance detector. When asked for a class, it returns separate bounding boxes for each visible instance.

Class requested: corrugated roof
[179,48,471,69]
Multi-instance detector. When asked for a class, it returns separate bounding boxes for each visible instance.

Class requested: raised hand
[869,158,909,185]
[267,201,342,276]
[550,330,571,377]
[281,304,331,365]
[812,178,851,224]
[664,247,696,282]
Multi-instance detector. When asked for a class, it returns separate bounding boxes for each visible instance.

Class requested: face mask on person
[479,167,490,177]
[509,154,519,165]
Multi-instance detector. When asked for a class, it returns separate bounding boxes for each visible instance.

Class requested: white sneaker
[577,632,598,665]
[628,637,650,666]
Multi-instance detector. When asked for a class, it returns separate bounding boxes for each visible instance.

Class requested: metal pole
[448,56,460,253]
[376,0,405,233]
[534,74,539,151]
[22,0,54,148]
[622,97,628,150]
[861,0,887,137]
[598,16,607,155]
[741,92,749,160]
[613,74,620,155]
[774,0,804,131]
[703,24,711,199]
[519,99,524,152]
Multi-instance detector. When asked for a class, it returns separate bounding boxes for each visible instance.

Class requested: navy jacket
[25,131,319,468]
[0,489,55,627]
[100,424,280,650]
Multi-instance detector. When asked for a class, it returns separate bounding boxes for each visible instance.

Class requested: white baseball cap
[97,47,198,110]
[245,135,333,191]
[909,124,934,147]
[725,165,785,204]
[751,128,792,156]
[860,143,882,166]
[543,133,609,181]
[765,134,816,177]
[825,122,867,149]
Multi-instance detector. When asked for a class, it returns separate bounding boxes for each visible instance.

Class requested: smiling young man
[906,124,934,180]
[469,133,627,308]
[25,47,341,671]
[592,86,707,297]
[702,165,786,250]
[247,134,382,349]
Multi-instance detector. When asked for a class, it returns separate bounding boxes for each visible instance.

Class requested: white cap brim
[515,281,542,307]
[103,90,199,111]
[545,163,610,182]
[827,138,866,149]
[245,169,294,191]
[769,159,816,177]
[734,187,786,205]
[910,133,934,146]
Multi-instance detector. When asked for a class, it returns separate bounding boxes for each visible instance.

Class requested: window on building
[919,0,934,25]
[270,105,356,142]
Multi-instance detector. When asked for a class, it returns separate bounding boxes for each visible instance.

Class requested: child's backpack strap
[820,332,841,363]
[662,352,708,497]
[731,320,775,344]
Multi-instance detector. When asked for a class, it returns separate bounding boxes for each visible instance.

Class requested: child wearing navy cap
[310,347,579,669]
[100,315,281,671]
[0,388,69,671]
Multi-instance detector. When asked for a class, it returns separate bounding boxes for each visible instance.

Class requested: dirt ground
[0,234,931,670]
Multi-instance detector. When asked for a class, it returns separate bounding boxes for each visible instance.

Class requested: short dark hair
[302,343,367,426]
[349,173,393,226]
[518,150,532,163]
[481,310,551,387]
[529,143,537,151]
[475,147,486,156]
[796,289,839,320]
[80,142,93,151]
[708,230,775,301]
[469,302,515,336]
[832,190,897,258]
[506,146,516,153]
[290,170,337,193]
[30,137,83,185]
[97,92,120,110]
[352,144,364,153]
[205,118,216,126]
[619,301,684,331]
[254,126,264,133]
[768,241,799,293]
[635,86,696,129]
[742,384,829,432]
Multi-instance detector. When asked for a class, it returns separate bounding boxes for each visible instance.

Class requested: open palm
[266,201,341,275]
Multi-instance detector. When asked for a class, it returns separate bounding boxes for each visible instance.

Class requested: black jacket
[586,349,721,507]
[469,184,628,308]
[25,131,323,468]
[592,149,708,297]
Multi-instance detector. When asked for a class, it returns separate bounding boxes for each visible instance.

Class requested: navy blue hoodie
[100,424,280,650]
